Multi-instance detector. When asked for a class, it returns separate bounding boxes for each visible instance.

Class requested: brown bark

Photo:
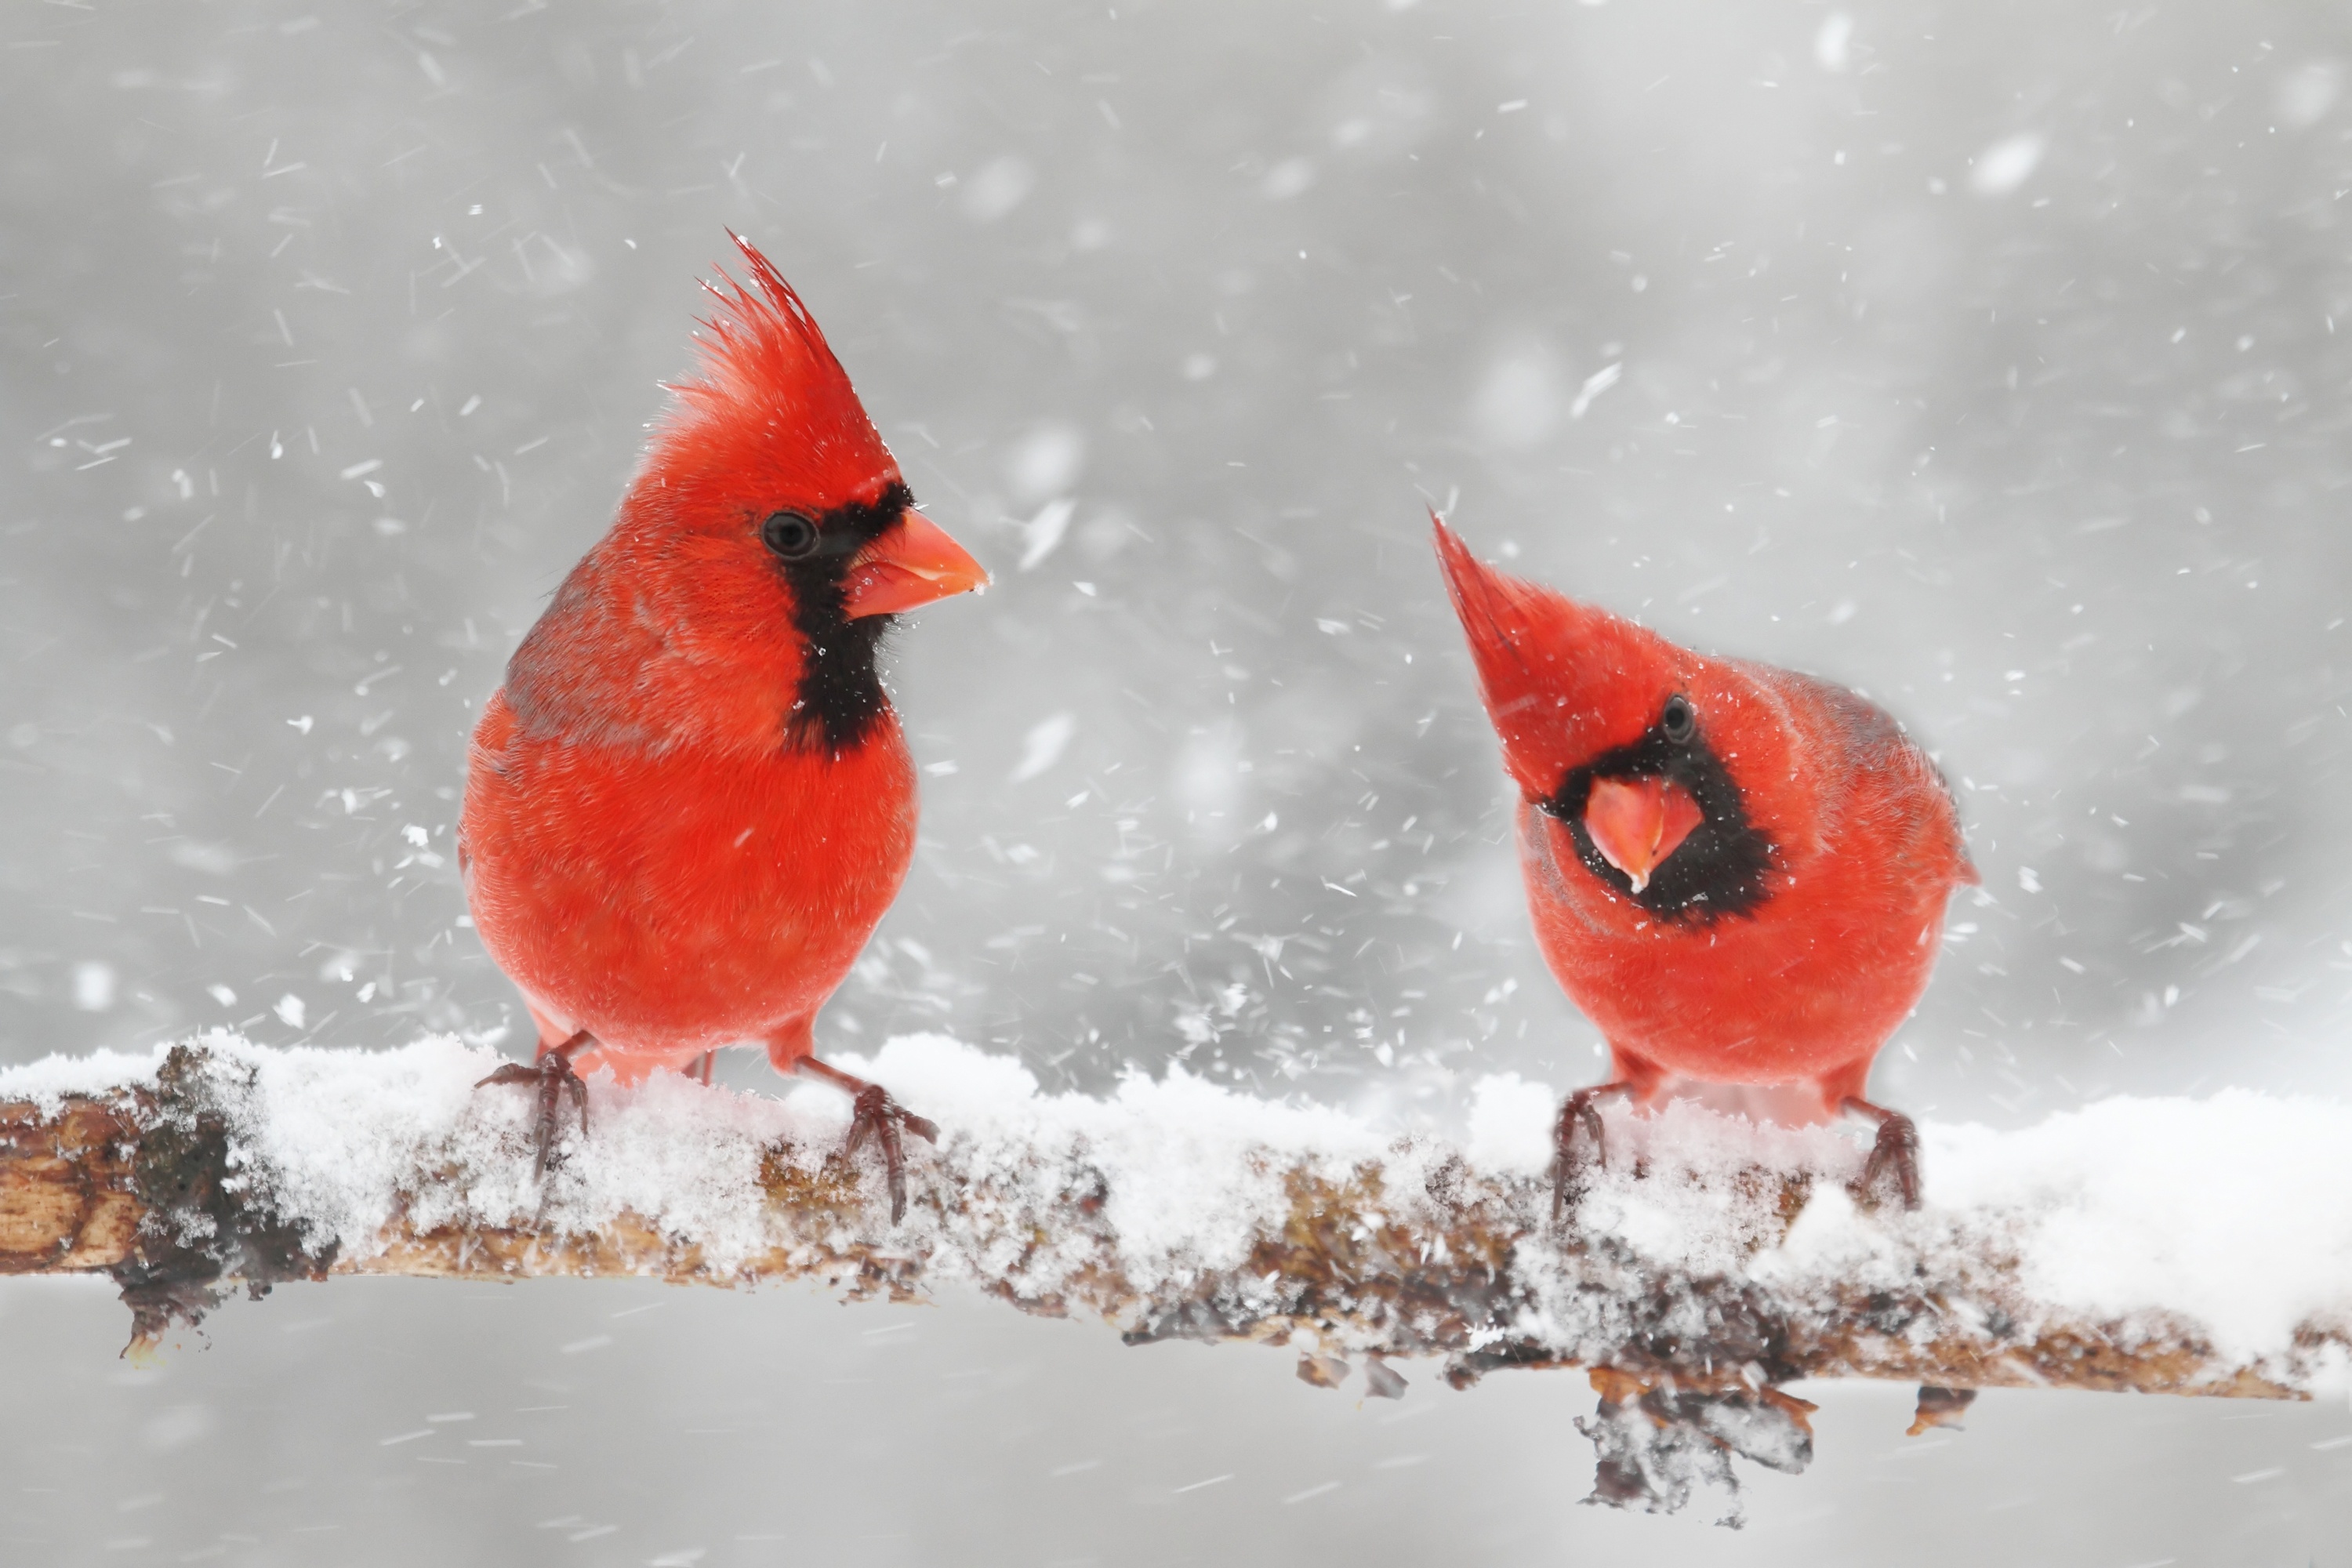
[2,1042,2342,1522]
[0,1069,2331,1399]
[0,1098,143,1272]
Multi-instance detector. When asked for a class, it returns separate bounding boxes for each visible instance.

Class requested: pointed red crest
[1432,513,1690,800]
[646,232,902,511]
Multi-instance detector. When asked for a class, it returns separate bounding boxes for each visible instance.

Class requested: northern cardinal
[459,234,988,1220]
[1432,516,1975,1209]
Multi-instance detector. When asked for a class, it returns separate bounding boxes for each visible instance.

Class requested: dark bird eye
[1661,694,1697,742]
[761,510,819,560]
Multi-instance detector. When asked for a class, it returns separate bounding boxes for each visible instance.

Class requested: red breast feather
[1436,516,1976,1113]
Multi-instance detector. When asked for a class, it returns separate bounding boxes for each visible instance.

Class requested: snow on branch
[3,1033,2350,1523]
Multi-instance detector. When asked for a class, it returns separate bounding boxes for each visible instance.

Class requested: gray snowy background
[3,0,2349,1560]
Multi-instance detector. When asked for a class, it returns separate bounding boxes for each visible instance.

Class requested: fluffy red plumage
[1433,516,1975,1207]
[460,235,987,1218]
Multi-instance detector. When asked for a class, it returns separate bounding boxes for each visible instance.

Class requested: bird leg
[685,1051,715,1087]
[1841,1096,1922,1210]
[475,1029,593,1178]
[1551,1081,1635,1221]
[793,1057,939,1225]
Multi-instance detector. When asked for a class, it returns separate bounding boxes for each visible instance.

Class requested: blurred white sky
[9,1,2352,1134]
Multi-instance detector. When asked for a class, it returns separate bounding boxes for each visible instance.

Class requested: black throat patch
[778,481,912,753]
[1541,715,1777,923]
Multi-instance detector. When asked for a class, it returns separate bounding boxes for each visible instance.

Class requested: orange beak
[840,507,989,619]
[1583,775,1704,895]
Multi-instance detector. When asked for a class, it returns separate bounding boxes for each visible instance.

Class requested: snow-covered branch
[2,1034,2348,1521]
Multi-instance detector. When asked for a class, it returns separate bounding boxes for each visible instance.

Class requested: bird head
[1432,514,1781,916]
[566,234,987,752]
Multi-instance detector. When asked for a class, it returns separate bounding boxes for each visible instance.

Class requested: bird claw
[1844,1099,1922,1211]
[837,1083,938,1225]
[1549,1084,1621,1222]
[475,1036,590,1179]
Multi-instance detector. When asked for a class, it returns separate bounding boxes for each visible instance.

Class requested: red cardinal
[459,234,988,1220]
[1433,516,1975,1209]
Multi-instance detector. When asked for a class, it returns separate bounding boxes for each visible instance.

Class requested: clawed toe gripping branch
[475,1029,592,1178]
[797,1058,938,1224]
[1842,1097,1922,1211]
[1550,1082,1631,1220]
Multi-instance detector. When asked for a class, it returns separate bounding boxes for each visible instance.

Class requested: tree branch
[2,1036,2345,1523]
